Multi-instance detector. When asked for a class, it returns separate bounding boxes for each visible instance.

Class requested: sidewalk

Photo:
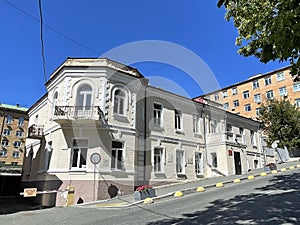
[78,159,300,208]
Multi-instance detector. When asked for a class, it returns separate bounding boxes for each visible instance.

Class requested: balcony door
[77,85,92,117]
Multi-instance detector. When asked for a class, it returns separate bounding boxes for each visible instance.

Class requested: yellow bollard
[260,172,267,176]
[216,182,224,188]
[271,170,278,174]
[289,166,295,170]
[233,179,241,183]
[297,164,300,168]
[143,197,154,204]
[174,191,183,197]
[66,186,75,206]
[248,175,255,180]
[197,187,205,192]
[280,168,287,172]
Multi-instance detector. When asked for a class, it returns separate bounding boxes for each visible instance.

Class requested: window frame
[244,104,251,112]
[111,141,124,171]
[70,139,88,170]
[233,100,239,108]
[194,152,203,175]
[211,152,218,168]
[243,90,250,99]
[18,117,25,126]
[279,86,287,96]
[6,115,13,125]
[176,149,185,174]
[264,76,272,86]
[276,72,285,81]
[113,89,126,116]
[252,80,259,89]
[153,103,163,127]
[254,94,261,103]
[0,149,8,157]
[174,109,182,131]
[153,147,164,173]
[266,90,274,100]
[293,83,300,92]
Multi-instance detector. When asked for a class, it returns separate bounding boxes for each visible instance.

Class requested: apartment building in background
[22,58,268,207]
[0,103,28,195]
[194,66,300,120]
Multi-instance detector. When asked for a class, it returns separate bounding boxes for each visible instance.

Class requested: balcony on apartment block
[53,106,104,125]
[27,124,44,139]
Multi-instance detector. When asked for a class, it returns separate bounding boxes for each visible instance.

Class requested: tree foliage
[259,99,300,149]
[217,0,300,78]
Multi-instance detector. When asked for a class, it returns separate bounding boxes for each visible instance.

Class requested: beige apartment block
[22,58,267,207]
[0,103,28,195]
[195,66,300,120]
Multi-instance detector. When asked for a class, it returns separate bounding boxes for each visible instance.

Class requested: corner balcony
[27,124,44,139]
[53,106,104,125]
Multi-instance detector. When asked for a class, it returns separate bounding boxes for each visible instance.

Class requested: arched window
[113,89,125,115]
[77,85,92,110]
[6,115,13,125]
[18,116,25,126]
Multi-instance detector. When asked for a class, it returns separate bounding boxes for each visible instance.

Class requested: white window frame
[256,108,261,116]
[214,93,219,101]
[252,80,259,89]
[70,139,88,170]
[1,140,9,147]
[13,141,21,148]
[111,141,124,171]
[276,72,285,81]
[153,103,163,127]
[12,151,20,158]
[223,103,229,110]
[254,94,261,103]
[6,115,13,125]
[193,115,201,134]
[244,104,251,112]
[176,149,185,174]
[18,117,25,126]
[233,100,239,108]
[194,152,203,175]
[16,130,23,138]
[174,109,182,131]
[250,130,257,146]
[293,83,300,92]
[77,85,92,110]
[222,90,228,98]
[113,89,127,116]
[0,149,8,157]
[243,91,250,99]
[153,147,164,173]
[3,129,11,136]
[266,90,274,100]
[264,76,272,86]
[209,119,217,133]
[211,152,218,168]
[279,86,287,96]
[232,87,238,95]
[295,98,300,108]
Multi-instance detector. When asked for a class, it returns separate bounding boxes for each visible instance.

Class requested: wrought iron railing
[54,106,104,121]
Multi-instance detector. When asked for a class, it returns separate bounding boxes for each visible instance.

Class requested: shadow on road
[147,172,300,225]
[0,196,45,215]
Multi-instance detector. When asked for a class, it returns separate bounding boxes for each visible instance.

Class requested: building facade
[0,103,28,195]
[22,58,266,206]
[195,66,300,120]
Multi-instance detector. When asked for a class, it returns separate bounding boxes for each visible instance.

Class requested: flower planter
[134,189,156,201]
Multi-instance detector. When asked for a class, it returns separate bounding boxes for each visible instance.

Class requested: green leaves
[217,0,300,78]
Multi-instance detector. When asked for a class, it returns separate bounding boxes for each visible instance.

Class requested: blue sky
[1,0,288,108]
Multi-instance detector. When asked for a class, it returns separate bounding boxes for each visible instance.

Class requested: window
[226,123,232,133]
[113,89,125,115]
[264,76,272,85]
[279,86,287,96]
[295,98,300,108]
[244,104,251,112]
[1,140,9,147]
[233,100,239,108]
[3,129,11,136]
[243,91,250,99]
[153,103,162,127]
[13,141,21,148]
[18,117,25,126]
[232,87,238,95]
[16,130,23,138]
[71,139,88,169]
[77,85,92,110]
[193,115,201,134]
[0,149,7,157]
[111,141,123,170]
[252,80,259,89]
[176,150,184,174]
[293,83,300,92]
[174,109,182,131]
[266,90,274,99]
[214,93,219,101]
[154,148,163,173]
[52,92,58,116]
[250,130,257,146]
[211,153,217,168]
[254,160,259,169]
[223,102,229,110]
[256,108,261,116]
[6,115,13,125]
[254,94,261,103]
[276,72,285,81]
[209,119,217,133]
[239,127,244,136]
[222,90,228,98]
[194,152,202,175]
[12,151,20,158]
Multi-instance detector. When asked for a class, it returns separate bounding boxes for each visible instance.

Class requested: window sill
[113,114,129,123]
[152,126,164,132]
[175,130,184,135]
[176,173,187,179]
[68,169,87,174]
[196,174,204,178]
[193,133,202,138]
[154,172,166,178]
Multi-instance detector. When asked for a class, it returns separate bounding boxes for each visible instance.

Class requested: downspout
[202,105,208,177]
[144,84,147,185]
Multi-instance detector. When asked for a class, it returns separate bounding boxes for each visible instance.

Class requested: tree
[217,0,300,78]
[259,99,300,149]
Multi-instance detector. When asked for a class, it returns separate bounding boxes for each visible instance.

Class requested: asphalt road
[1,170,300,225]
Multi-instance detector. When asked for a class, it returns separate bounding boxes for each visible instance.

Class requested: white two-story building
[22,58,266,206]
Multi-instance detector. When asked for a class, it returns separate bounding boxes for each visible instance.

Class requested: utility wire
[4,0,100,56]
[38,0,47,83]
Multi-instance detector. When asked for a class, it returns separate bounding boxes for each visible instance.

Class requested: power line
[38,0,47,83]
[4,0,100,56]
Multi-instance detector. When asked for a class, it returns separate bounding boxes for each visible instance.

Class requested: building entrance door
[234,152,242,175]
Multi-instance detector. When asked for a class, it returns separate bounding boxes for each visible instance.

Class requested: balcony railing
[53,106,104,123]
[28,124,44,139]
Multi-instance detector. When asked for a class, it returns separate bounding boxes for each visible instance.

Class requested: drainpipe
[202,105,208,177]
